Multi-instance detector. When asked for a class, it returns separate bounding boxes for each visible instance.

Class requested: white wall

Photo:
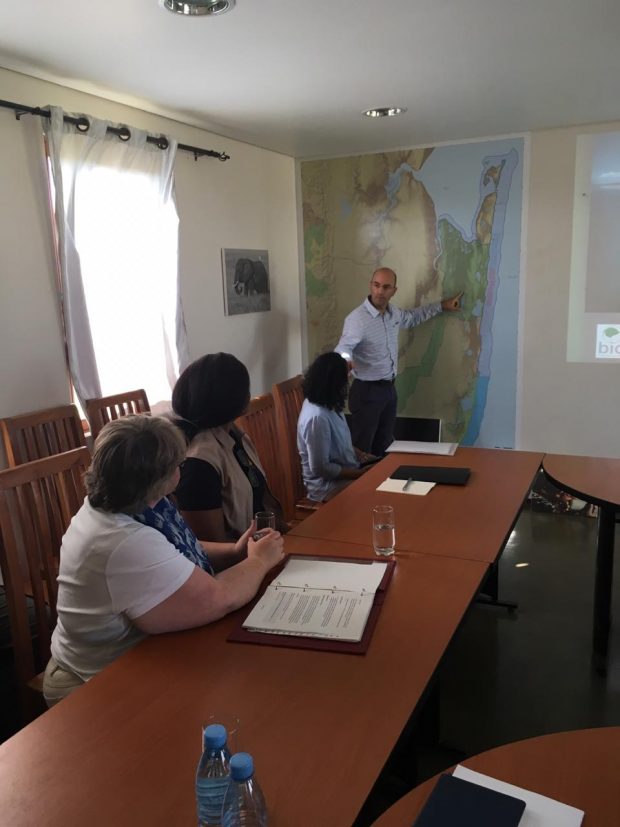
[521,122,620,458]
[0,68,301,435]
[2,67,618,461]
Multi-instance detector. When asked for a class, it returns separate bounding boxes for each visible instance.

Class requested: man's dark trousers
[348,378,397,456]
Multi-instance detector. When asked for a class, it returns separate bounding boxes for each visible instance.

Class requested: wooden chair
[235,393,287,513]
[393,416,442,442]
[0,404,86,467]
[85,389,150,440]
[272,375,322,522]
[0,447,90,720]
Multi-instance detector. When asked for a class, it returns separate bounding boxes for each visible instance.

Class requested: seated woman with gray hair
[43,415,283,707]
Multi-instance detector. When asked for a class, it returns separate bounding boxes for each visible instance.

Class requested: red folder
[227,554,395,655]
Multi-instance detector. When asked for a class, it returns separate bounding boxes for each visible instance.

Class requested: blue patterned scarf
[133,497,214,575]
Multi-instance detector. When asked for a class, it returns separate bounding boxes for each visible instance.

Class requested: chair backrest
[392,416,442,443]
[0,447,90,701]
[0,404,86,467]
[272,375,305,520]
[85,389,151,440]
[235,393,286,510]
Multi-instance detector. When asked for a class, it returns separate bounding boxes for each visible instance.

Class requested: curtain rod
[0,98,230,161]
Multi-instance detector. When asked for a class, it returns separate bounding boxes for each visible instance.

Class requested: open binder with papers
[228,556,395,655]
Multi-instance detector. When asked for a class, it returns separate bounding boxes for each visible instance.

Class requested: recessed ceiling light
[162,0,235,16]
[363,107,407,119]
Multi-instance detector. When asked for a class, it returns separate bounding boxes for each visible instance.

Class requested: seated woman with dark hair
[297,352,375,502]
[172,352,286,542]
[43,415,283,707]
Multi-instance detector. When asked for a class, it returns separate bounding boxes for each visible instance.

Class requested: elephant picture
[222,248,271,315]
[233,258,269,296]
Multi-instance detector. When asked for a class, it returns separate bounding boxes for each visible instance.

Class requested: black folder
[412,773,526,826]
[390,465,471,485]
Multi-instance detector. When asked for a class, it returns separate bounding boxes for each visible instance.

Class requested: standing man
[335,267,462,455]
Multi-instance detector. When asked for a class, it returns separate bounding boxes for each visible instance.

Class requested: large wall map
[301,138,523,447]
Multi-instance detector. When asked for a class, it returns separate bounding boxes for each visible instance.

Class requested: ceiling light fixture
[363,107,407,118]
[162,0,235,16]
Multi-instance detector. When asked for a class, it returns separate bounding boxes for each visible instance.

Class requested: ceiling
[1,0,619,158]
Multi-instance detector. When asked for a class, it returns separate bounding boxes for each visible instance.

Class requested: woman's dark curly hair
[302,352,349,412]
[172,353,251,440]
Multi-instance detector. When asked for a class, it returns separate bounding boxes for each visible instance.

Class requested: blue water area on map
[340,198,353,220]
[379,139,523,448]
[416,140,523,448]
[463,375,491,445]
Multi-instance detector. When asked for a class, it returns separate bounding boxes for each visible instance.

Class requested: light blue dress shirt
[297,399,359,501]
[335,297,442,381]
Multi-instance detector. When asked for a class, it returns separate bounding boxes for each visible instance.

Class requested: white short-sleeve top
[50,499,195,681]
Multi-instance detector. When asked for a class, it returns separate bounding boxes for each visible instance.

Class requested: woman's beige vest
[186,425,279,538]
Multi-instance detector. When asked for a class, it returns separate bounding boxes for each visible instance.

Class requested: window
[44,118,185,410]
[73,160,180,403]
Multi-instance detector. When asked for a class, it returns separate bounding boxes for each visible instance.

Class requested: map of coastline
[301,138,523,448]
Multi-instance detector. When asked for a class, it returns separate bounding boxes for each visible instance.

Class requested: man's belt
[354,377,395,385]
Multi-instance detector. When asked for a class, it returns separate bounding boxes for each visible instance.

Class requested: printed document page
[273,558,387,593]
[242,558,387,641]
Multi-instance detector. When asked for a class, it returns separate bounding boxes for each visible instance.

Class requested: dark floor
[440,509,620,754]
[357,508,620,824]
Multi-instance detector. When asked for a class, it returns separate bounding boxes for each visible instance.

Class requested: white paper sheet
[386,440,458,456]
[376,478,435,496]
[243,588,374,641]
[274,558,387,593]
[453,766,584,827]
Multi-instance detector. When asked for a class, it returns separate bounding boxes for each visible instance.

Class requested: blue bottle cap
[203,723,227,750]
[229,752,254,781]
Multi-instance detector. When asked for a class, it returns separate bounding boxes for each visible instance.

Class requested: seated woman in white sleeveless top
[43,415,283,706]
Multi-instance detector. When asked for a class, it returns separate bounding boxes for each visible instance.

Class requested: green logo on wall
[603,327,620,338]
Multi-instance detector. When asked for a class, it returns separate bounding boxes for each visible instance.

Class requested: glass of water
[372,505,395,557]
[254,511,276,531]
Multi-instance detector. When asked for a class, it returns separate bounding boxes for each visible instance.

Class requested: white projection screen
[567,131,620,363]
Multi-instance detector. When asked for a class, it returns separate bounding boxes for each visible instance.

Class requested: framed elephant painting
[221,248,271,316]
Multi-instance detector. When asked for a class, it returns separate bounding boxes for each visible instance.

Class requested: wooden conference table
[543,453,620,670]
[0,448,541,826]
[290,447,543,565]
[0,535,487,827]
[373,726,620,826]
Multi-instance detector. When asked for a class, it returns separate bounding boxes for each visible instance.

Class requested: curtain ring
[156,135,169,150]
[118,126,131,142]
[75,117,90,133]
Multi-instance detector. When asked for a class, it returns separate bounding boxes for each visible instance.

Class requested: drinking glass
[254,511,276,531]
[372,505,395,557]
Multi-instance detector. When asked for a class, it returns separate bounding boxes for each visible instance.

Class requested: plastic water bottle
[196,723,231,826]
[221,753,268,827]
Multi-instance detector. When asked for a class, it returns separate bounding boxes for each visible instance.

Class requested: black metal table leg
[592,505,616,673]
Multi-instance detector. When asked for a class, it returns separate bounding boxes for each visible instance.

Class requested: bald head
[372,267,397,287]
[369,267,398,312]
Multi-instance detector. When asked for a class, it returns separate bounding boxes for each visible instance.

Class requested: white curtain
[42,107,189,407]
